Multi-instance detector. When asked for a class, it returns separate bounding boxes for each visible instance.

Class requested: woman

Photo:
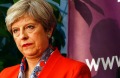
[0,0,91,78]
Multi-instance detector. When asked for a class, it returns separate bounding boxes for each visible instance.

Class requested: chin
[23,51,37,57]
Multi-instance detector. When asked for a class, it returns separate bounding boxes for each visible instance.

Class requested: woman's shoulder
[55,55,91,77]
[53,48,89,69]
[54,48,87,66]
[1,64,20,72]
[63,56,89,69]
[59,54,85,65]
[0,64,20,78]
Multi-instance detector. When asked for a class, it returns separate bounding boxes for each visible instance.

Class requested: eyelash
[12,29,18,33]
[26,25,35,29]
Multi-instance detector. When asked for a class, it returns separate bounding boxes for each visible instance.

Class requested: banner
[68,0,120,78]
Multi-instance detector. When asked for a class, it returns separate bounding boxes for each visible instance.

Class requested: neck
[26,57,40,71]
[25,57,41,78]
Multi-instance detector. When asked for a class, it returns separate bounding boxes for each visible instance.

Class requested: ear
[49,27,54,34]
[47,27,54,38]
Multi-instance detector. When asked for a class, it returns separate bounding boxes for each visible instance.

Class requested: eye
[26,25,35,33]
[12,29,19,34]
[26,25,35,29]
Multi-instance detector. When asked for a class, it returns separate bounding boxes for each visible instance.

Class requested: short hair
[5,0,57,33]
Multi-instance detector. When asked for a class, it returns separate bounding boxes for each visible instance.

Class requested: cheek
[33,30,48,41]
[34,34,48,44]
[14,38,21,49]
[32,32,49,46]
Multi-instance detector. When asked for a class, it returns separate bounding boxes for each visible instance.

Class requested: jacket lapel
[38,48,61,78]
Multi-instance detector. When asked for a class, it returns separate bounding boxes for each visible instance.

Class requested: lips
[22,43,33,47]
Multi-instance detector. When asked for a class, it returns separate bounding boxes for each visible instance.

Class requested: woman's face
[12,15,51,59]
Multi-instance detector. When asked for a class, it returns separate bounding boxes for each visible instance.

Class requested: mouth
[22,43,33,47]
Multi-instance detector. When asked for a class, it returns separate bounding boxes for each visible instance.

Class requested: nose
[19,30,28,40]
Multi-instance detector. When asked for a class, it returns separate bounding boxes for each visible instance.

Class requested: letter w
[85,58,100,71]
[101,56,114,70]
[115,56,120,67]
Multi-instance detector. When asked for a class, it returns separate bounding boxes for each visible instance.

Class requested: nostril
[22,36,28,40]
[23,37,28,40]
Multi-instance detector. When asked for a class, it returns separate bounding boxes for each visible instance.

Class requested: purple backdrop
[68,0,120,78]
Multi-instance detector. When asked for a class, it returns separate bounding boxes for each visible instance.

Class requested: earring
[48,34,51,38]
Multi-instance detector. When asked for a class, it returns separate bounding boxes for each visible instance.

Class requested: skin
[12,14,53,78]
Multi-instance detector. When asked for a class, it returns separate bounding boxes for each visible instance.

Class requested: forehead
[12,14,37,28]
